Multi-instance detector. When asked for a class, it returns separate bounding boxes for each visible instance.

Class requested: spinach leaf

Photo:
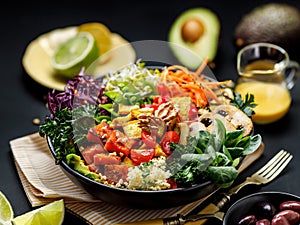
[206,166,238,188]
[213,152,231,166]
[181,153,213,169]
[224,129,244,147]
[227,147,244,159]
[215,117,226,143]
[195,130,211,153]
[243,134,262,155]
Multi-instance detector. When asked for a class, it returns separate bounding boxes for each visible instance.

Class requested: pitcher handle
[285,60,300,90]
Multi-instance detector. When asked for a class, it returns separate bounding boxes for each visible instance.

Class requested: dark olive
[256,201,277,219]
[238,215,257,225]
[280,201,300,213]
[274,209,300,225]
[256,219,271,225]
[271,215,290,225]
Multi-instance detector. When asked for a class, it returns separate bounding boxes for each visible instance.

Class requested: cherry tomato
[160,131,180,155]
[130,149,155,165]
[141,131,157,148]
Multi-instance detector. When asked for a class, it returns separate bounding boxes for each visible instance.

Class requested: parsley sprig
[231,92,257,117]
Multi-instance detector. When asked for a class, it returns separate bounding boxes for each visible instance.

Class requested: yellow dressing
[235,82,291,124]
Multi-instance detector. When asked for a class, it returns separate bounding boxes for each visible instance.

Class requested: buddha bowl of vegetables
[39,61,261,208]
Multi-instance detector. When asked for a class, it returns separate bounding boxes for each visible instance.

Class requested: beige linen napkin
[10,133,206,225]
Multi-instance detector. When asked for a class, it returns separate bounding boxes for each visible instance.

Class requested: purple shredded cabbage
[47,74,109,115]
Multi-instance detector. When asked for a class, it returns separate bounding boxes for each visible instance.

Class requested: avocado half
[168,8,221,69]
[234,3,300,59]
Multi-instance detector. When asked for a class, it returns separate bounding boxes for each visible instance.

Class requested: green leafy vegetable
[39,107,76,163]
[231,92,257,117]
[39,104,115,163]
[206,166,238,188]
[169,118,262,187]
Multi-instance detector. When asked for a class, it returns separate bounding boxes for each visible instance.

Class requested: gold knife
[115,142,264,225]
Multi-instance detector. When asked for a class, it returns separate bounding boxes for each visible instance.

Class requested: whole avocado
[234,3,300,58]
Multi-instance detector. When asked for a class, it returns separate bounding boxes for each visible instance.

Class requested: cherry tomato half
[160,131,180,155]
[141,131,157,148]
[130,149,155,165]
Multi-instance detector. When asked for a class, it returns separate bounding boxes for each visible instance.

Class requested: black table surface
[1,1,300,224]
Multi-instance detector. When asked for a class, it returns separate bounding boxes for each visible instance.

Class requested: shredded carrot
[159,61,231,107]
[195,57,209,77]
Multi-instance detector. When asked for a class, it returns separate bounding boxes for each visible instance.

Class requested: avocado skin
[234,3,300,59]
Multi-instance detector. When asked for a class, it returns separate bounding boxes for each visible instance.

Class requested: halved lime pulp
[51,32,99,78]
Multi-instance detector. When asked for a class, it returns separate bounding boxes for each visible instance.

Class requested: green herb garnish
[231,92,257,117]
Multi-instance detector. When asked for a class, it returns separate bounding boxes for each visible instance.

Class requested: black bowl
[223,191,300,225]
[47,136,219,209]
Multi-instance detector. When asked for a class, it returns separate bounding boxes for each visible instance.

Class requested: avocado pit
[181,18,205,43]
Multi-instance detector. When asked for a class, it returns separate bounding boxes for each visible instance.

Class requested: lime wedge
[0,191,14,225]
[51,32,99,78]
[12,199,64,225]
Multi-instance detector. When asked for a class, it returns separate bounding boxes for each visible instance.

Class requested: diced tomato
[86,128,102,143]
[93,153,121,166]
[142,104,158,111]
[160,131,180,155]
[104,130,131,157]
[157,83,170,97]
[104,164,128,183]
[188,104,199,121]
[153,96,170,104]
[130,149,155,165]
[167,178,178,189]
[141,130,157,148]
[81,144,105,164]
[87,122,113,143]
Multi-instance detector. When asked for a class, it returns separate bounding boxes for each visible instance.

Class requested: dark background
[1,1,300,224]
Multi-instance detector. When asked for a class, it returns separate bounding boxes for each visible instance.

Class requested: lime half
[12,199,65,225]
[51,32,99,78]
[0,191,14,225]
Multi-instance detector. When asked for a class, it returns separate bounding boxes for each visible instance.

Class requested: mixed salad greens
[39,62,261,190]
